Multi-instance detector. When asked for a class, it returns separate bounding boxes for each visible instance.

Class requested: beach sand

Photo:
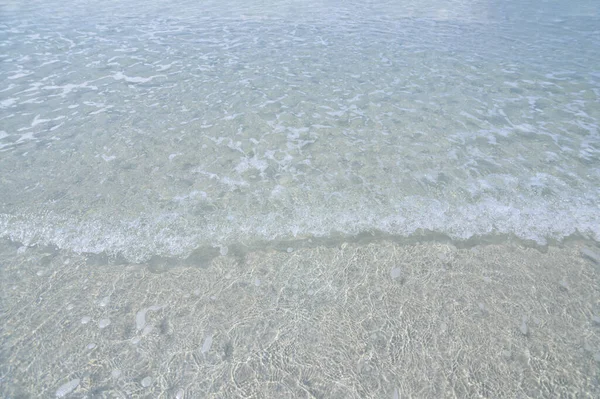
[1,239,599,398]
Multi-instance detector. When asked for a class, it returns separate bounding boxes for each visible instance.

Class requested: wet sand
[1,240,599,398]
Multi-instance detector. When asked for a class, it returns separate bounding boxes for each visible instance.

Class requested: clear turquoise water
[2,2,600,398]
[1,0,599,262]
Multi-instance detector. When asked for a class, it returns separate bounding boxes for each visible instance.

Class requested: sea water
[1,1,600,397]
[1,0,599,262]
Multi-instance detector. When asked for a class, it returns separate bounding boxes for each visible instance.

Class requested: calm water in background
[1,0,599,262]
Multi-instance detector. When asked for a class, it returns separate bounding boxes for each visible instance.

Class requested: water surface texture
[2,1,600,398]
[1,0,599,261]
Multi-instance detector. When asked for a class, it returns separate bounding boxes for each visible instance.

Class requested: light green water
[1,0,600,397]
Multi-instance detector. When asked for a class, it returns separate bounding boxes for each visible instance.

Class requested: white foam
[1,188,598,263]
[234,155,268,174]
[111,71,166,83]
[31,114,50,127]
[42,81,98,97]
[8,72,32,80]
[0,98,17,108]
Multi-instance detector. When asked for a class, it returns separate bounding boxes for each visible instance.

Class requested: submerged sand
[1,240,599,398]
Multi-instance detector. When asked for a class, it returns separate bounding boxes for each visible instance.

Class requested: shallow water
[1,0,600,397]
[1,239,599,397]
[1,0,599,262]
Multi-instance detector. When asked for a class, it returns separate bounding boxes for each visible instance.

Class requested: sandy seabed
[1,239,599,398]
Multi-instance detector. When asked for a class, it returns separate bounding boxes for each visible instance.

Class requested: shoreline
[1,230,598,270]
